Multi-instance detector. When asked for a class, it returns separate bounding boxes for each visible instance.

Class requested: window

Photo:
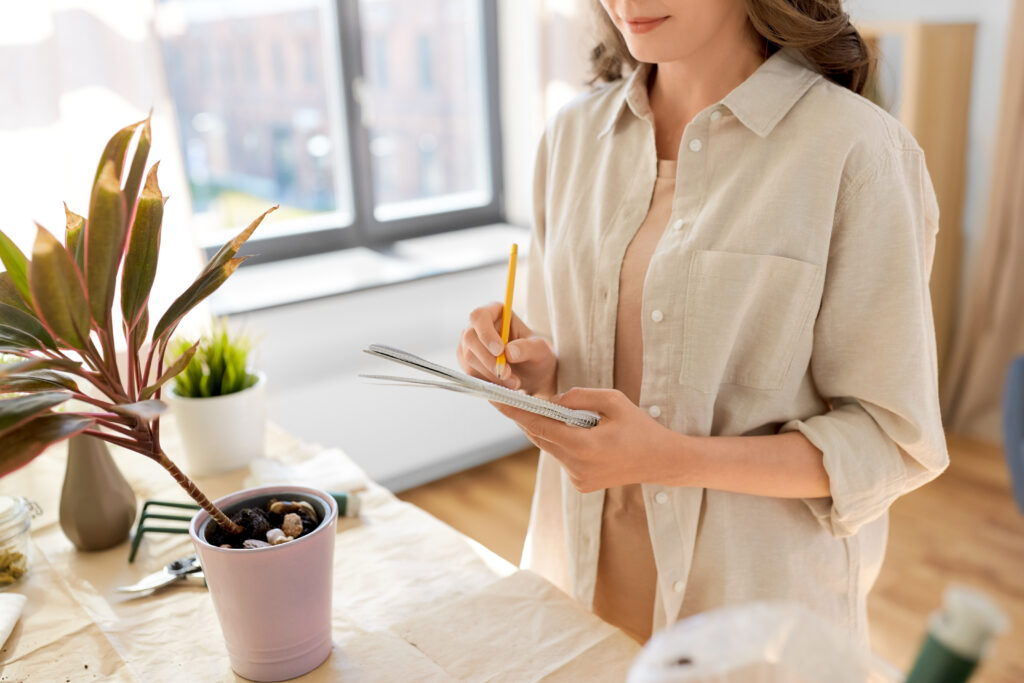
[416,35,434,90]
[370,37,389,89]
[154,0,503,265]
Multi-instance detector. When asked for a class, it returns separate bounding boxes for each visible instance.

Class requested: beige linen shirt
[520,49,948,638]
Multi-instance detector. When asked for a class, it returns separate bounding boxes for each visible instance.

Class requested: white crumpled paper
[392,570,640,681]
[0,593,26,648]
[244,447,369,492]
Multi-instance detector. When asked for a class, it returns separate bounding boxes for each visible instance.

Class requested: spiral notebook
[361,344,600,428]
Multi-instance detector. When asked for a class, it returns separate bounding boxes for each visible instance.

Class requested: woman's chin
[621,40,687,66]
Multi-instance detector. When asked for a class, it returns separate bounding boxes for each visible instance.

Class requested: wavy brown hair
[589,0,874,94]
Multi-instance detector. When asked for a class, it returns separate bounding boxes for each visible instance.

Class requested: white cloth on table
[244,448,368,493]
[0,593,26,648]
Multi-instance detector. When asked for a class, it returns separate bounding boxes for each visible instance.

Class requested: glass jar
[0,496,39,590]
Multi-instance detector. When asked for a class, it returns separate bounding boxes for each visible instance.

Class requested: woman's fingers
[554,387,623,414]
[458,303,543,388]
[459,326,502,380]
[505,336,551,365]
[468,303,506,356]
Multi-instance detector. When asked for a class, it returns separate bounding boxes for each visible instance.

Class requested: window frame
[211,0,506,266]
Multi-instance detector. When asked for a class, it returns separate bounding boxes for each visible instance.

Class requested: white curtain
[941,0,1024,443]
[0,0,204,335]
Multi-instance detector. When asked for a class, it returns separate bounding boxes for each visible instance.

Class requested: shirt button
[655,491,669,504]
[673,580,685,593]
[688,138,702,152]
[710,110,722,122]
[650,309,663,323]
[672,218,685,231]
[648,405,661,418]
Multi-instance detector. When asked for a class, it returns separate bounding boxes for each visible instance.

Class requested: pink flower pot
[190,485,338,681]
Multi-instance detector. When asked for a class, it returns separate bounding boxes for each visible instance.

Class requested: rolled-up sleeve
[782,145,949,538]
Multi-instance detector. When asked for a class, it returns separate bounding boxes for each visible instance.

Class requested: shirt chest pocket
[680,250,823,392]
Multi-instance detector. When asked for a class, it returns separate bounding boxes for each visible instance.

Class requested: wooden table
[0,419,639,681]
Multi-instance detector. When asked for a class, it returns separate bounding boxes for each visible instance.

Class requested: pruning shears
[115,554,206,595]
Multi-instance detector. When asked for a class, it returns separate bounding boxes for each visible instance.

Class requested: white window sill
[209,223,529,316]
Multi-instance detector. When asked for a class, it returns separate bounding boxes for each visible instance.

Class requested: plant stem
[153,354,164,446]
[70,391,116,411]
[80,344,128,403]
[142,342,157,391]
[157,451,242,535]
[89,417,141,439]
[132,340,144,401]
[99,323,122,387]
[82,429,154,457]
[125,324,137,400]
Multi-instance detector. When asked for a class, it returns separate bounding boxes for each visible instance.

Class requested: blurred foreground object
[1003,355,1024,512]
[905,585,1009,683]
[627,601,891,683]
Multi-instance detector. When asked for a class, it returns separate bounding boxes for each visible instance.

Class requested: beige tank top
[591,158,676,642]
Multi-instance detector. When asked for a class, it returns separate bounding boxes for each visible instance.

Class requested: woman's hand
[457,302,558,397]
[493,387,683,493]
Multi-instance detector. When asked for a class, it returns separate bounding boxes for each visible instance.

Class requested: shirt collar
[597,48,821,140]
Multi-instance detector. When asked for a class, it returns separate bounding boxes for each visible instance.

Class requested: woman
[457,0,947,643]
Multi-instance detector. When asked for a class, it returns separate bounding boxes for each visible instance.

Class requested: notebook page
[362,346,599,428]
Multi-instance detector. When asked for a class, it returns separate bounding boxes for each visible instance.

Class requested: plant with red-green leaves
[0,118,276,534]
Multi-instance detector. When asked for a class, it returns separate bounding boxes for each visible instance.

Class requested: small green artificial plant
[171,322,258,398]
[0,118,278,534]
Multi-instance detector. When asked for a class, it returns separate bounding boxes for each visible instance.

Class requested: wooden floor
[398,435,1024,682]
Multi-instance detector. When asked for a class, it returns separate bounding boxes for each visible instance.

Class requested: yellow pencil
[495,243,518,378]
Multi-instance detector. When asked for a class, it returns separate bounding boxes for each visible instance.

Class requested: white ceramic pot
[166,371,267,477]
[190,485,338,681]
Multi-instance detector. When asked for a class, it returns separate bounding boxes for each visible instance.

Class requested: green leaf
[173,343,204,397]
[152,255,250,346]
[149,205,274,350]
[0,272,33,314]
[0,391,72,434]
[0,369,80,394]
[222,362,239,395]
[200,205,277,280]
[64,203,86,270]
[130,307,149,365]
[0,230,31,304]
[199,372,213,398]
[0,324,46,351]
[0,414,93,478]
[0,302,56,349]
[0,357,82,379]
[93,120,141,186]
[29,225,92,349]
[121,163,163,331]
[85,160,128,328]
[109,399,166,422]
[123,116,151,214]
[140,340,197,400]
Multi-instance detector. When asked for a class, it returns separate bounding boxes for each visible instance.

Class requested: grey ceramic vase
[59,435,138,551]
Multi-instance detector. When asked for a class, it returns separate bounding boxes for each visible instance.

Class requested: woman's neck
[648,26,764,159]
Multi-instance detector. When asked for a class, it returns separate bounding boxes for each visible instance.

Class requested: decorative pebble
[243,539,271,549]
[281,513,303,538]
[269,500,298,515]
[269,500,316,518]
[231,507,271,538]
[266,528,293,546]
